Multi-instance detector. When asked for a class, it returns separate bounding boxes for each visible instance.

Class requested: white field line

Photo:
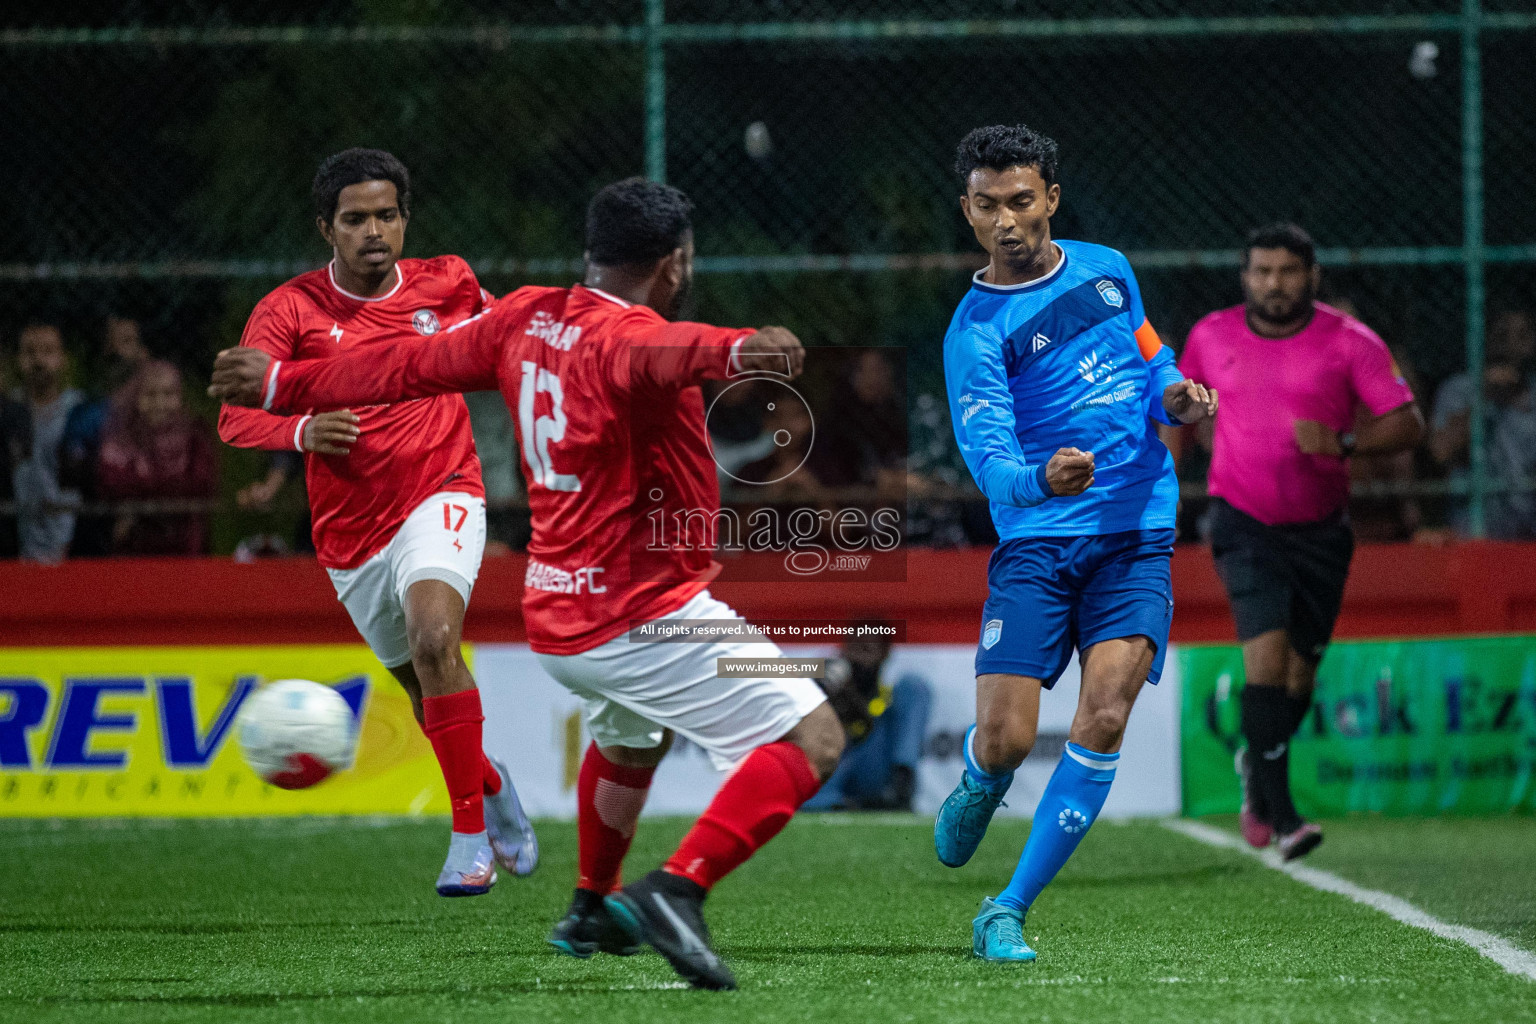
[1162,818,1536,983]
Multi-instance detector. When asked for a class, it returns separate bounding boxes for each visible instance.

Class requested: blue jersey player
[933,125,1218,963]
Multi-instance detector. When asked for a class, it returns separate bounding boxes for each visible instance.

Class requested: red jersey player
[217,149,536,896]
[211,178,845,991]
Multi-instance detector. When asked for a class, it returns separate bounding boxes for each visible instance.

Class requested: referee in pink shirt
[1180,223,1423,860]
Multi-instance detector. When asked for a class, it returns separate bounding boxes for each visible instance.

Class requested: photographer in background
[1429,308,1536,539]
[805,631,933,812]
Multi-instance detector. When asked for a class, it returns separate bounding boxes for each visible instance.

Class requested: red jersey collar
[327,259,405,302]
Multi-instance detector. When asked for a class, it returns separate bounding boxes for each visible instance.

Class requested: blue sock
[995,742,1118,912]
[962,724,1013,794]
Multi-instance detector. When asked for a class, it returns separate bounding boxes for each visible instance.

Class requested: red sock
[578,743,656,894]
[422,690,487,835]
[481,752,502,795]
[413,708,499,796]
[663,741,820,890]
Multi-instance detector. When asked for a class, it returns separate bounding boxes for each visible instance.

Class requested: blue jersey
[943,239,1184,539]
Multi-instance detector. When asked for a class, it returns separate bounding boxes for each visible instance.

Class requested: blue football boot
[972,897,1036,962]
[934,769,1010,867]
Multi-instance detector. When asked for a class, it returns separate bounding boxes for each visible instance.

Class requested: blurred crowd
[4,301,1536,561]
[2,318,216,562]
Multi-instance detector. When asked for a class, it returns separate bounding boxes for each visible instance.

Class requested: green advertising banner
[1180,635,1536,817]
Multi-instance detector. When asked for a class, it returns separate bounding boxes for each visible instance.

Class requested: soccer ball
[237,679,358,790]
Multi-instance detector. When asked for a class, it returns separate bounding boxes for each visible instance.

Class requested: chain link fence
[2,1,1533,553]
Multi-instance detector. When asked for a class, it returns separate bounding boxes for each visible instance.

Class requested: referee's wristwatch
[1338,431,1357,457]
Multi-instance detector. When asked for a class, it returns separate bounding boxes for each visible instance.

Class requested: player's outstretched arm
[623,320,804,391]
[209,347,278,408]
[210,299,528,413]
[734,327,805,378]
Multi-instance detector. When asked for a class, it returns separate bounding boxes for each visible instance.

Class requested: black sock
[1241,685,1303,834]
[1283,693,1313,739]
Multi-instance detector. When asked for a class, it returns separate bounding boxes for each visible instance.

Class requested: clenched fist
[208,347,274,407]
[1046,447,1095,497]
[734,326,805,379]
[1163,378,1218,425]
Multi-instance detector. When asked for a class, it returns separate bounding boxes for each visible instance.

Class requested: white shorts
[327,491,487,668]
[536,589,827,771]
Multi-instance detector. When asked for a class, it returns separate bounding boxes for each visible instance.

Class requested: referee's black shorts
[1208,498,1354,662]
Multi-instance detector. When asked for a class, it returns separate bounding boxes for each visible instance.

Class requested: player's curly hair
[954,124,1059,186]
[312,148,411,224]
[1244,222,1316,269]
[585,177,694,267]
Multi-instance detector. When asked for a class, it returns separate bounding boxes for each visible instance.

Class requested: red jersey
[262,283,750,654]
[218,256,488,569]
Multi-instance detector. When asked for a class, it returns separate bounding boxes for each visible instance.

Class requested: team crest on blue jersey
[1095,279,1124,308]
[412,309,441,335]
[982,619,1003,649]
[1077,350,1114,385]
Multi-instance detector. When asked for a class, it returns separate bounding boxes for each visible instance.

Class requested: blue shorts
[975,529,1176,688]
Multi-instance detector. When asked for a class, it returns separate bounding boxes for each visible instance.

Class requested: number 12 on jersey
[518,360,581,493]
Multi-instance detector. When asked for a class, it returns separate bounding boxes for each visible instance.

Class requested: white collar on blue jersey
[970,243,1068,294]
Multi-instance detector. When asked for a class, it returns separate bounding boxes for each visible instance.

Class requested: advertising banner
[0,646,446,816]
[1181,635,1536,817]
[0,642,1183,819]
[475,642,1182,820]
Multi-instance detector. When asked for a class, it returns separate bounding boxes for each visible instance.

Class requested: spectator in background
[730,391,828,503]
[95,360,217,555]
[10,323,83,562]
[704,377,776,484]
[62,315,154,556]
[1429,309,1536,539]
[102,316,153,389]
[236,450,302,512]
[907,391,979,547]
[0,377,31,559]
[234,449,309,555]
[812,349,907,495]
[804,632,932,812]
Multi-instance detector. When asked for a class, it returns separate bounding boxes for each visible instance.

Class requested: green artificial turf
[1301,815,1536,951]
[1,815,1532,1023]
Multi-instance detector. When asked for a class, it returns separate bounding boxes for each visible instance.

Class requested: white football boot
[435,831,497,897]
[483,756,539,876]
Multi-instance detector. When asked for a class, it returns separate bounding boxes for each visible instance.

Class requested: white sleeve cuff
[262,360,282,411]
[292,414,312,452]
[728,334,749,374]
